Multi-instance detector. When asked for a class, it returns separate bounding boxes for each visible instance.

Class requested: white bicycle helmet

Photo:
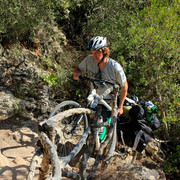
[88,36,107,51]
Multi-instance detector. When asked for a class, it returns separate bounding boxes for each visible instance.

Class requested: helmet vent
[88,36,107,51]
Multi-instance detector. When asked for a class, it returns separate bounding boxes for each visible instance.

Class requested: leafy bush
[42,73,57,86]
[164,145,180,177]
[0,0,84,43]
[0,0,54,42]
[83,0,180,136]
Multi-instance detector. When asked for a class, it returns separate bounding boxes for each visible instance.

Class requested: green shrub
[164,145,180,176]
[83,0,180,135]
[0,0,84,43]
[42,73,57,86]
[0,0,54,42]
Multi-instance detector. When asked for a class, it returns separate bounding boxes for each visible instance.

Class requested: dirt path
[0,116,39,180]
[0,116,165,180]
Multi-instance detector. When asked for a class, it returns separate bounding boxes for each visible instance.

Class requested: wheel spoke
[48,101,88,158]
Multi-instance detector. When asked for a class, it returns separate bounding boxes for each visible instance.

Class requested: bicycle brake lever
[79,75,89,80]
[78,75,83,79]
[100,81,106,86]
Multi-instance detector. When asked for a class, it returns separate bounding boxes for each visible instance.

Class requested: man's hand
[73,66,81,80]
[117,80,128,117]
[117,107,123,117]
[73,73,80,80]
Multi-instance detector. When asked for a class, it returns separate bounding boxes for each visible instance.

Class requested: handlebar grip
[79,75,88,80]
[78,75,83,79]
[78,75,118,87]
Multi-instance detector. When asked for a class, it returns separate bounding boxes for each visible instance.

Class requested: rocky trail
[0,116,39,180]
[0,115,166,180]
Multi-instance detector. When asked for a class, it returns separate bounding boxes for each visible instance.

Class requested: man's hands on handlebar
[73,66,82,80]
[78,75,118,87]
[73,70,125,117]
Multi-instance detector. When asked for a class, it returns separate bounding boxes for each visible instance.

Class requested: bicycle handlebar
[79,75,117,87]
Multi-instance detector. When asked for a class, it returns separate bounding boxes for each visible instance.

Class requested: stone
[145,141,165,162]
[0,44,4,56]
[0,91,19,120]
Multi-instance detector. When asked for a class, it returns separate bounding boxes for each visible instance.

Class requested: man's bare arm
[117,80,128,116]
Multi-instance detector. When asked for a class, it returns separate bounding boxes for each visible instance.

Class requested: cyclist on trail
[73,36,128,117]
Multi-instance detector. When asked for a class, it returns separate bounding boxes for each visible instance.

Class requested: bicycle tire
[49,101,80,118]
[49,101,88,158]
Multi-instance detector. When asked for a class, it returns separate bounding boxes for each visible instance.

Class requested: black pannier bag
[140,101,160,130]
[117,104,160,152]
[117,119,153,152]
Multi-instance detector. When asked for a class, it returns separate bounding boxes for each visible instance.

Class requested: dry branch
[39,131,61,180]
[40,108,93,127]
[62,171,81,180]
[27,149,42,180]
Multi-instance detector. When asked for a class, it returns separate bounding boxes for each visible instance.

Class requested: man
[73,36,128,117]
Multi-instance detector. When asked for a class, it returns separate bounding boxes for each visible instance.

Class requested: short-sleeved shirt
[78,55,126,100]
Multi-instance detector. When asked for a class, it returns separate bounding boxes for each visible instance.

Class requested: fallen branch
[27,149,42,180]
[39,131,61,180]
[40,108,93,127]
[62,171,81,180]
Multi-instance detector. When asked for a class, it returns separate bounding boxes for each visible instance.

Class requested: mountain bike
[28,75,120,180]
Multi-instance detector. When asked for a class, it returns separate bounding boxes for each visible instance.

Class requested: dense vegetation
[0,0,179,178]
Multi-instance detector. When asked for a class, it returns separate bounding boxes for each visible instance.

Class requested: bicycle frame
[86,86,115,151]
[64,76,116,139]
[78,76,120,179]
[29,76,120,180]
[87,88,112,111]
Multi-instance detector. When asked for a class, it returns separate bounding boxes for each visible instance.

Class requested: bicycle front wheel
[49,101,88,158]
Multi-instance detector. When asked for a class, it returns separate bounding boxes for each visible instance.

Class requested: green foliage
[41,67,68,87]
[75,89,82,98]
[42,73,57,86]
[0,0,52,42]
[41,56,54,69]
[0,0,84,43]
[164,145,180,175]
[83,0,180,128]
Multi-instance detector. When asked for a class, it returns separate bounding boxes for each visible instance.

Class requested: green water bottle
[99,117,111,141]
[145,105,158,122]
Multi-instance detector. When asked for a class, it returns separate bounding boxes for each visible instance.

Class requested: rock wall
[0,26,66,121]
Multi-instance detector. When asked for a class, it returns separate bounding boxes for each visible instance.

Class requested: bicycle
[28,75,120,180]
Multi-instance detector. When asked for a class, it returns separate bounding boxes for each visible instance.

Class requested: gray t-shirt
[78,55,126,100]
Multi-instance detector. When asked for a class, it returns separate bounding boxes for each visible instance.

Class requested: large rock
[95,159,166,180]
[0,91,19,120]
[128,164,160,180]
[0,44,4,56]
